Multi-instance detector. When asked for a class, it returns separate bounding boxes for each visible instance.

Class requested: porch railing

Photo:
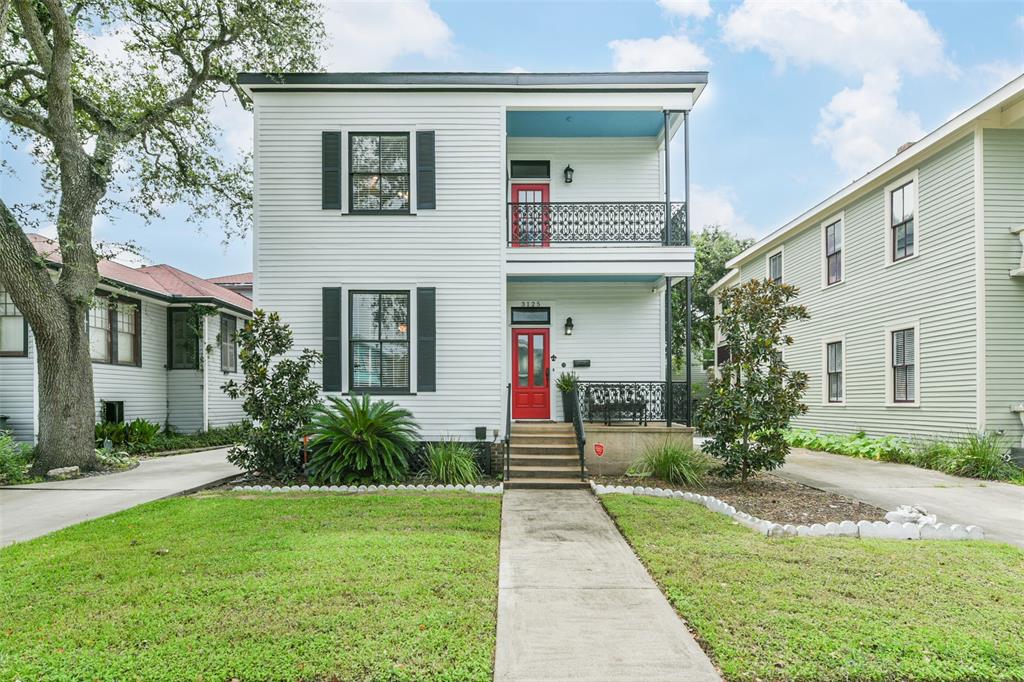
[577,381,690,426]
[508,201,686,246]
[568,387,587,480]
[503,382,511,481]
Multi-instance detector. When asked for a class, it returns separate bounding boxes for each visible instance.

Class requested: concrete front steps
[505,422,589,490]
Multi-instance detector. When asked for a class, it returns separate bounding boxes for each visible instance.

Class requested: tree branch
[0,93,48,135]
[0,200,68,338]
[11,0,52,72]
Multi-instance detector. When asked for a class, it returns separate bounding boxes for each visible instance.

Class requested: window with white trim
[891,328,916,403]
[220,314,237,373]
[889,180,916,262]
[349,133,410,213]
[768,251,782,283]
[350,291,410,392]
[825,219,842,285]
[826,341,843,403]
[0,287,27,356]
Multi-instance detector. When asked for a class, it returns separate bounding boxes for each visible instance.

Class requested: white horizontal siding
[507,137,662,202]
[167,370,203,433]
[736,133,978,441]
[0,328,35,442]
[205,312,246,428]
[506,281,664,420]
[253,93,505,441]
[983,128,1024,442]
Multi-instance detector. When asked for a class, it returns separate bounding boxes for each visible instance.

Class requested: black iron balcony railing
[577,381,690,425]
[508,201,687,246]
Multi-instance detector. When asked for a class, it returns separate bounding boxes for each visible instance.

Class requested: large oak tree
[0,0,323,473]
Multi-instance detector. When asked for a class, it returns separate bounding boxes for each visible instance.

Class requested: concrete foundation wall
[583,424,694,476]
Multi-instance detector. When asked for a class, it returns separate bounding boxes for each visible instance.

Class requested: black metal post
[684,109,692,425]
[663,110,671,246]
[665,276,673,427]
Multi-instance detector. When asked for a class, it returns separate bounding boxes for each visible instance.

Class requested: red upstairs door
[510,183,550,247]
[511,328,550,419]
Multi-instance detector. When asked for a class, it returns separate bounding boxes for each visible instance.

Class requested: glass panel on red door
[511,328,550,419]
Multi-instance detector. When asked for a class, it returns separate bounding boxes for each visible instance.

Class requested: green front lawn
[603,495,1024,682]
[0,492,501,681]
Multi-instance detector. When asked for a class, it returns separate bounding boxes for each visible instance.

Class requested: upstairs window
[768,251,783,284]
[350,291,410,392]
[0,287,27,356]
[891,328,916,404]
[889,179,916,262]
[220,314,238,373]
[824,219,843,285]
[169,308,199,370]
[826,340,843,403]
[349,133,410,213]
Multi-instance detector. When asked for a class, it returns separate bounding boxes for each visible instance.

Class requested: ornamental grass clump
[939,432,1017,480]
[307,395,420,485]
[421,440,480,485]
[627,442,711,487]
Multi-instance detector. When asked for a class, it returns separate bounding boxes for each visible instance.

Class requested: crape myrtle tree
[696,278,810,482]
[0,0,324,473]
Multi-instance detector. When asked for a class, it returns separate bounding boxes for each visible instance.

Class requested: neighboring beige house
[0,234,253,443]
[711,75,1024,447]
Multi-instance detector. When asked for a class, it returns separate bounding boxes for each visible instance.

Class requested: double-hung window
[824,219,842,285]
[350,291,410,392]
[891,328,916,403]
[826,340,843,403]
[768,251,783,283]
[168,308,199,370]
[349,133,410,213]
[220,314,237,373]
[89,296,140,365]
[0,287,27,356]
[889,179,916,262]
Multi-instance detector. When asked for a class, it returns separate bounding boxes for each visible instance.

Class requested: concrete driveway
[0,448,240,547]
[779,448,1024,548]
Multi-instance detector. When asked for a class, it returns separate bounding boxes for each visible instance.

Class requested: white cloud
[658,0,712,20]
[722,0,955,77]
[609,34,710,71]
[814,70,924,179]
[1017,15,1024,30]
[690,184,753,235]
[976,60,1024,89]
[322,0,453,70]
[504,66,529,74]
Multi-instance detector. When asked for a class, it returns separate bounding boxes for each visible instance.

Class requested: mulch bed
[594,471,887,525]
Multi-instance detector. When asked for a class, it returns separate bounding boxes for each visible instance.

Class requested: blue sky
[3,0,1022,278]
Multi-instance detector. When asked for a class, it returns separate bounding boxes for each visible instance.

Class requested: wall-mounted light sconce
[564,316,574,336]
[563,164,574,184]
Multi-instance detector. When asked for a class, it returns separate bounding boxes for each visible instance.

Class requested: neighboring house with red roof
[0,235,253,443]
[206,272,253,300]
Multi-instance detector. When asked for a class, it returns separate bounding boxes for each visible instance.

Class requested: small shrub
[420,440,480,485]
[940,432,1017,480]
[95,418,161,449]
[555,371,578,393]
[307,395,420,485]
[0,431,34,485]
[627,442,711,487]
[94,449,137,470]
[126,424,245,455]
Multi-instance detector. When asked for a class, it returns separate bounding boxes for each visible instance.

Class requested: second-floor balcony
[507,201,687,246]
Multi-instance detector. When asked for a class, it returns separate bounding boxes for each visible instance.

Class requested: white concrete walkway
[779,448,1024,548]
[495,489,720,681]
[0,448,240,547]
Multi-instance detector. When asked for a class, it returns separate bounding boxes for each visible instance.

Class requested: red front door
[511,328,550,419]
[510,183,550,247]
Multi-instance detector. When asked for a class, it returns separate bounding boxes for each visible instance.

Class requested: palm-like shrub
[307,395,420,485]
[627,442,711,487]
[421,441,480,485]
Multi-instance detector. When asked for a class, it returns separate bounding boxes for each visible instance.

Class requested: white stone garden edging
[590,482,985,541]
[231,482,503,495]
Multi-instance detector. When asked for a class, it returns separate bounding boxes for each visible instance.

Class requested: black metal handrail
[503,382,511,481]
[568,387,587,480]
[507,201,686,245]
[577,381,690,425]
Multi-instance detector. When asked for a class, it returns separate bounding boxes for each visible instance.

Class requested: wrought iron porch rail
[577,381,690,425]
[508,201,687,245]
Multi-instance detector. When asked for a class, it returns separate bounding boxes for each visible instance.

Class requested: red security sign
[594,443,605,457]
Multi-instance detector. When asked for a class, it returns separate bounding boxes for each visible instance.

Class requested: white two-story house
[711,75,1024,452]
[240,71,705,486]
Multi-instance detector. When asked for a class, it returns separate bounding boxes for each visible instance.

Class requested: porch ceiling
[506,110,664,137]
[507,274,665,283]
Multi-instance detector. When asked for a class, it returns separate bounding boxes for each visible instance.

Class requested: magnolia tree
[0,0,324,473]
[696,278,809,482]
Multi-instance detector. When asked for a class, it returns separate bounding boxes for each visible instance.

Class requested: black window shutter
[322,131,342,210]
[322,288,342,391]
[416,287,436,392]
[416,131,436,210]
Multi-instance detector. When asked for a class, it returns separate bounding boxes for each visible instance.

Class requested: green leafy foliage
[420,441,481,485]
[696,279,810,481]
[223,310,323,479]
[555,371,578,393]
[0,431,34,485]
[125,425,245,455]
[94,418,161,449]
[93,449,137,470]
[307,395,420,485]
[626,442,711,487]
[786,429,1023,482]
